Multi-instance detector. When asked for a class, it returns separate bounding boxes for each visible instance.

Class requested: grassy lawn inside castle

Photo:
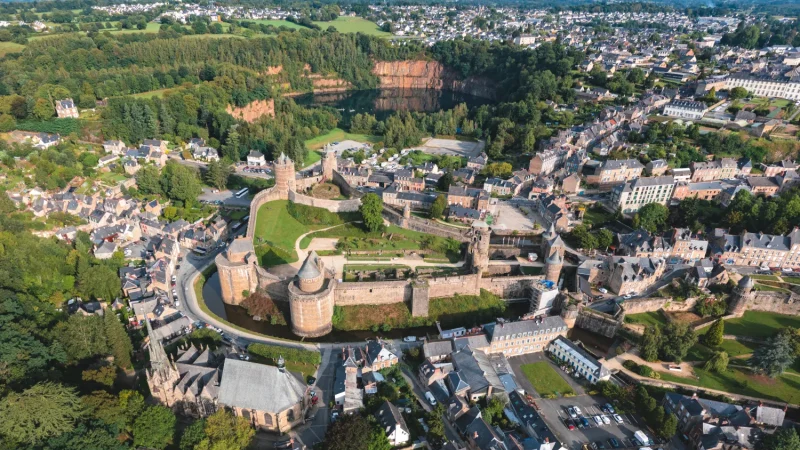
[657,366,800,405]
[331,289,514,331]
[715,311,800,339]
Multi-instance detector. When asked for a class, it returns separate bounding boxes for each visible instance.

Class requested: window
[287,408,295,422]
[264,413,273,426]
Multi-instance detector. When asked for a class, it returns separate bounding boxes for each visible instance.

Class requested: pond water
[293,88,492,123]
[202,272,530,343]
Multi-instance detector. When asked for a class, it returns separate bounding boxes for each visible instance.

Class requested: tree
[119,390,146,431]
[0,382,83,446]
[180,419,206,450]
[705,319,724,347]
[656,413,678,440]
[42,421,128,450]
[323,414,390,450]
[750,331,796,377]
[133,406,176,450]
[659,322,697,363]
[360,193,384,233]
[55,314,108,363]
[437,172,453,192]
[195,409,254,450]
[484,162,513,178]
[704,351,729,373]
[426,404,446,447]
[634,203,670,233]
[78,264,120,301]
[640,325,661,362]
[595,229,613,250]
[104,311,133,369]
[205,160,232,190]
[33,98,54,120]
[162,162,202,206]
[135,165,162,195]
[729,86,749,100]
[82,363,117,387]
[430,194,446,220]
[756,427,800,450]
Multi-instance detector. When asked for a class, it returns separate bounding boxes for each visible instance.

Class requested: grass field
[247,19,308,30]
[658,366,800,404]
[107,22,162,34]
[582,205,614,228]
[305,127,381,150]
[624,311,667,328]
[129,88,175,99]
[722,311,800,339]
[253,200,312,265]
[313,17,390,37]
[304,150,322,167]
[0,42,25,56]
[520,362,575,397]
[686,338,760,361]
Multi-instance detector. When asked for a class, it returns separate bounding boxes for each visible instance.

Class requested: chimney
[473,431,479,439]
[692,392,698,399]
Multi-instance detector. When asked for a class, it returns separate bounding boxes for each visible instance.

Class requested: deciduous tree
[360,193,384,233]
[133,405,176,450]
[430,194,446,219]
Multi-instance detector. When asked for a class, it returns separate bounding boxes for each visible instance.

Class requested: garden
[520,362,575,398]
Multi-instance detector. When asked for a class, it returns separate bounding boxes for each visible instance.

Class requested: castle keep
[216,152,564,338]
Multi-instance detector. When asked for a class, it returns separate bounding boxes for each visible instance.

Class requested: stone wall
[427,274,481,298]
[383,206,470,242]
[332,170,363,199]
[246,188,285,238]
[334,280,411,306]
[745,291,800,316]
[288,279,336,337]
[479,275,537,299]
[621,296,698,315]
[411,281,430,317]
[575,308,621,338]
[288,191,362,212]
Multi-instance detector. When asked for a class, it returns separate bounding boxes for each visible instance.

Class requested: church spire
[143,307,173,376]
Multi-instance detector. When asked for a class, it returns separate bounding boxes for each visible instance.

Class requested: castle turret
[215,237,259,305]
[289,251,335,337]
[545,251,563,284]
[274,152,296,196]
[401,203,411,228]
[322,148,337,181]
[728,275,754,317]
[469,220,491,274]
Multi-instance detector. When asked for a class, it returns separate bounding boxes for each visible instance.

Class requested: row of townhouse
[616,227,710,263]
[711,227,800,268]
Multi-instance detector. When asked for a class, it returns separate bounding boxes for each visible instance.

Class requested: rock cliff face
[372,60,496,99]
[226,98,275,123]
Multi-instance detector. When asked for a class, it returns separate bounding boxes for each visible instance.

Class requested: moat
[293,88,493,123]
[202,272,530,343]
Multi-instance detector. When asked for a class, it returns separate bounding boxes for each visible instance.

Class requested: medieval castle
[215,150,568,338]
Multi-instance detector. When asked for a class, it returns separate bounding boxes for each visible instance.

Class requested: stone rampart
[427,274,481,298]
[246,188,284,238]
[479,275,537,299]
[288,190,362,212]
[334,280,411,306]
[745,291,800,316]
[383,206,470,242]
[575,307,620,338]
[332,170,363,199]
[621,296,697,315]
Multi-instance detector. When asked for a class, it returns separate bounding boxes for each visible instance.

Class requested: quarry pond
[202,272,529,343]
[293,88,493,122]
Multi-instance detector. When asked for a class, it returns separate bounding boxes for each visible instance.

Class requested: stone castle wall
[479,275,537,299]
[427,274,481,298]
[216,253,258,305]
[575,307,620,338]
[334,280,411,306]
[744,291,800,316]
[383,206,470,242]
[332,171,363,199]
[621,296,698,315]
[246,188,284,238]
[288,279,336,337]
[288,190,361,212]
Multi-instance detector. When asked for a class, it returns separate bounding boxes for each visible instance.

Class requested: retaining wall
[745,291,800,316]
[575,307,621,338]
[332,171,363,199]
[479,275,536,299]
[334,280,411,305]
[288,191,362,212]
[383,206,471,242]
[621,296,698,315]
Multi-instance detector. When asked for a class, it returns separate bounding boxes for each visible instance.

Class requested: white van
[424,391,437,406]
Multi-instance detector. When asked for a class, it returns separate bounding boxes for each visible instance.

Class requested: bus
[231,221,244,232]
[193,246,207,256]
[241,215,249,223]
[234,188,249,198]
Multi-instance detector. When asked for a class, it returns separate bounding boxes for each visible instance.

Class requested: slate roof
[483,316,567,343]
[218,359,306,413]
[374,401,409,438]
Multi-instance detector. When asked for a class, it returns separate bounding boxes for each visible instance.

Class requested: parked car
[307,376,317,386]
[566,419,575,431]
[580,417,590,428]
[607,438,621,449]
[604,403,615,414]
[598,287,608,294]
[601,415,610,425]
[403,336,417,342]
[424,391,437,406]
[613,414,623,424]
[567,407,578,419]
[593,415,603,426]
[573,406,582,416]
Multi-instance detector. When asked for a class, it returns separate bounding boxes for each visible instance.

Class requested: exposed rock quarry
[226,98,275,123]
[372,60,496,99]
[312,77,351,93]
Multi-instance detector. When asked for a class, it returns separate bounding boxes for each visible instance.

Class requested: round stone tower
[545,251,563,284]
[289,251,335,337]
[469,220,491,274]
[273,152,296,197]
[322,148,337,181]
[560,304,578,328]
[215,237,259,305]
[728,275,754,317]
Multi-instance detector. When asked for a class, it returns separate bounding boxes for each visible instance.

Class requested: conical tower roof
[297,251,321,279]
[546,251,563,264]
